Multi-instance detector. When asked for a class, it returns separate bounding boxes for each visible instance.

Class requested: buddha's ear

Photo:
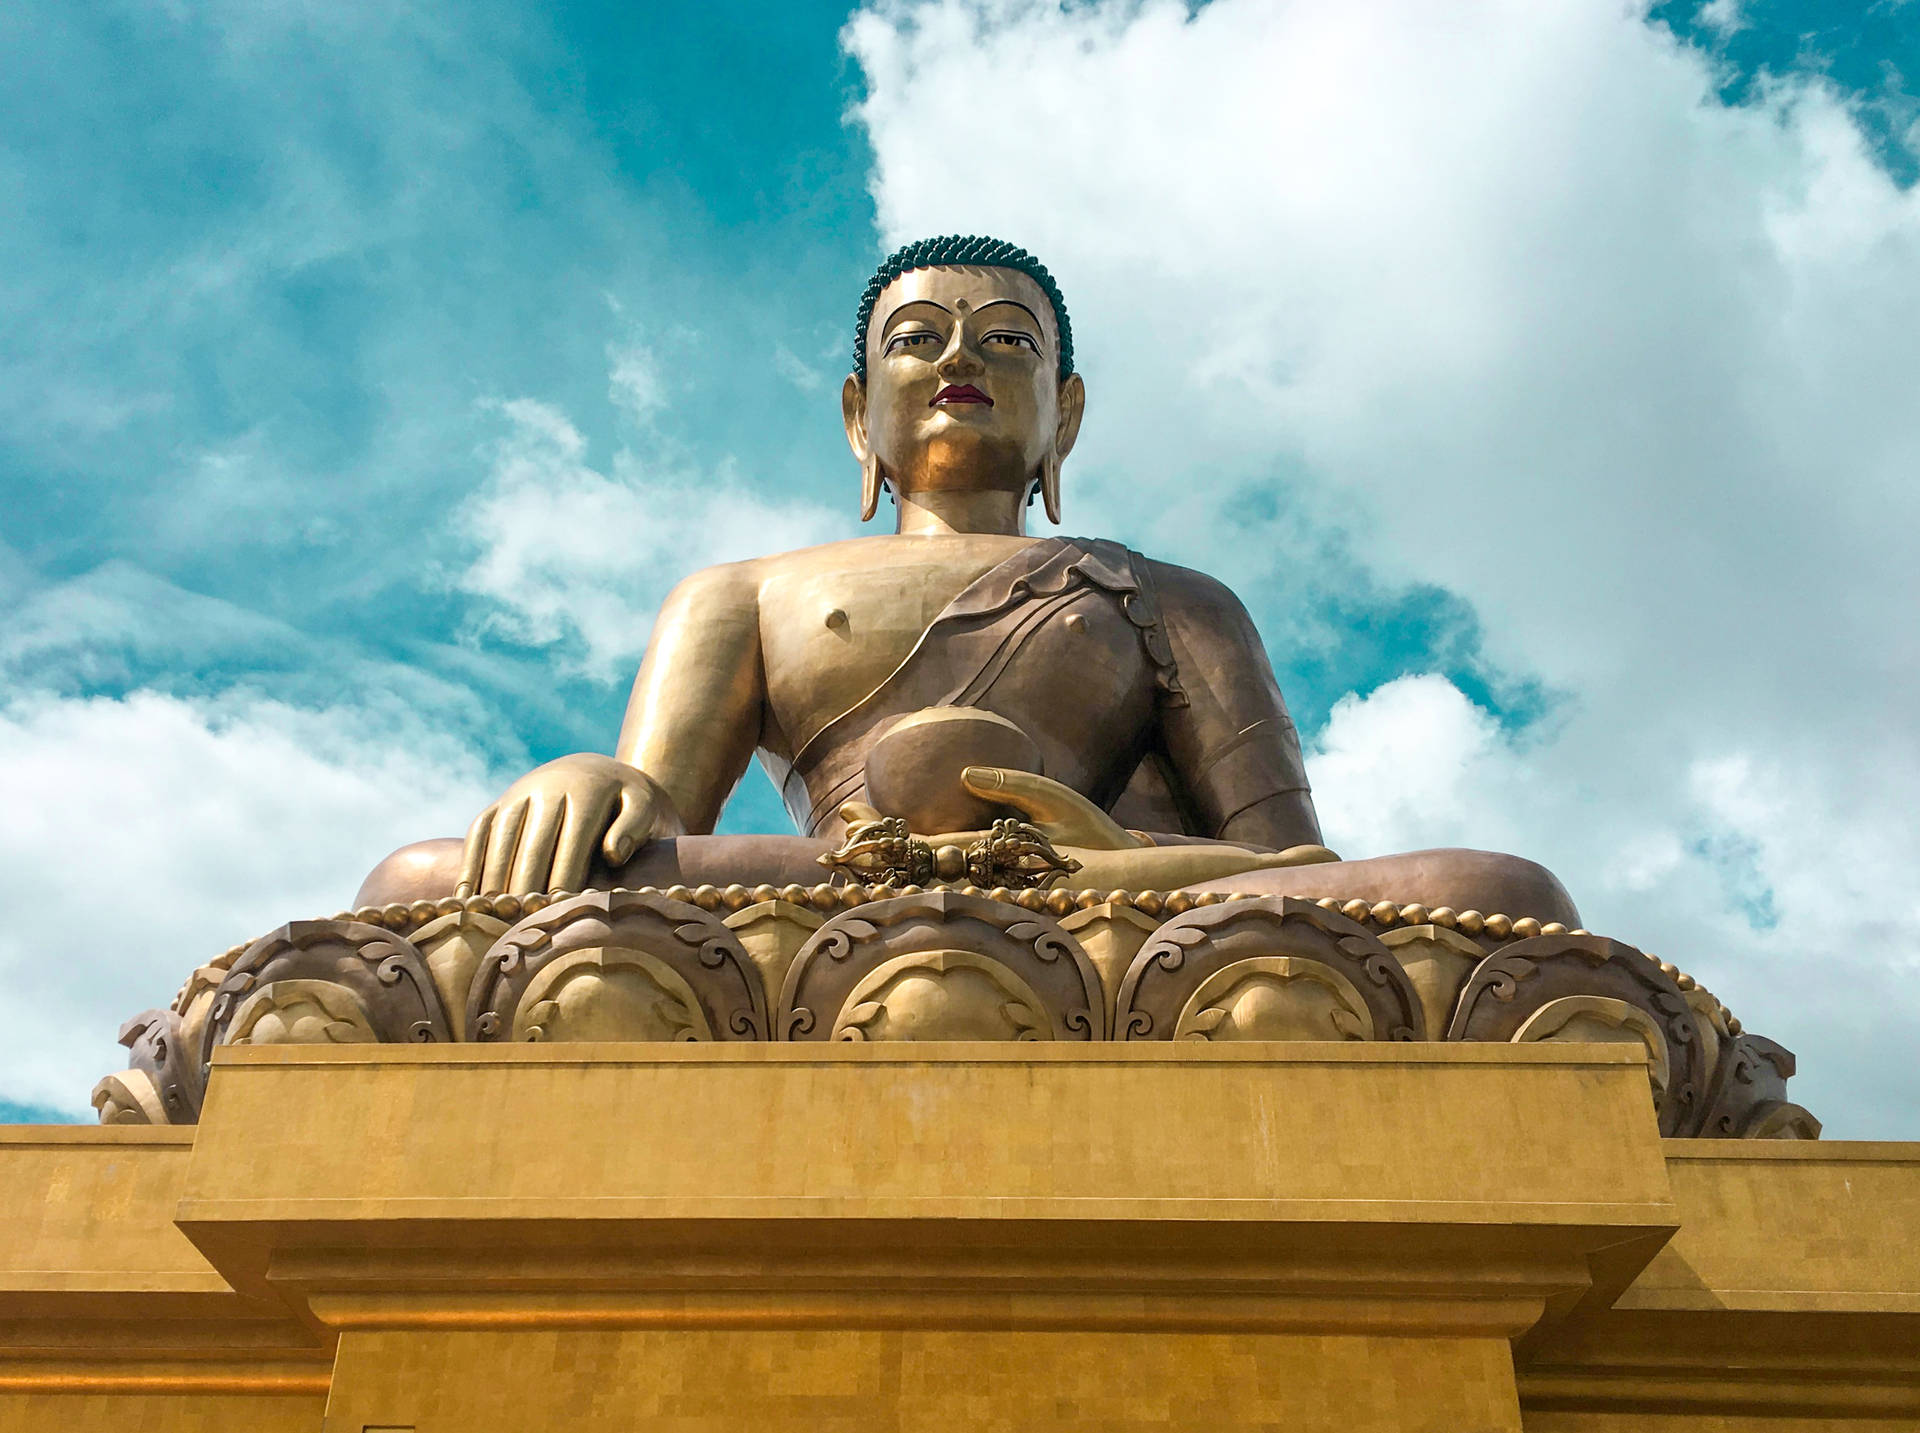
[842,374,882,522]
[1043,372,1086,526]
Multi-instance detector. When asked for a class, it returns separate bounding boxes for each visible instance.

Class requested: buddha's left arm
[1151,562,1324,850]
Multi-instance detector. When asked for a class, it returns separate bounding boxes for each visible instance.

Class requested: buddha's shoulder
[1128,551,1247,614]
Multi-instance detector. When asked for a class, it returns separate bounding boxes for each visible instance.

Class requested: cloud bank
[847,0,1920,1133]
[454,379,851,683]
[0,689,496,1113]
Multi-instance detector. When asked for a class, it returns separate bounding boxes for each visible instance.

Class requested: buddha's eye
[985,331,1040,353]
[885,331,940,355]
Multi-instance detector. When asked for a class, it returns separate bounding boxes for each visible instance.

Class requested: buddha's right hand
[456,753,686,897]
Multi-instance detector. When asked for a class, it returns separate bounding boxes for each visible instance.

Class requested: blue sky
[3,0,1917,1128]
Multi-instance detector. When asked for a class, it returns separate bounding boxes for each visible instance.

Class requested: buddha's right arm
[613,561,766,835]
[457,563,765,896]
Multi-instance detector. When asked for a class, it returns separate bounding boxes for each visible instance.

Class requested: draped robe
[777,536,1313,846]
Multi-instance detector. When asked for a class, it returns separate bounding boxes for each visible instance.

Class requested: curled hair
[851,234,1074,382]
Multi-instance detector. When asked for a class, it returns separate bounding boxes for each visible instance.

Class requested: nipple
[824,607,849,631]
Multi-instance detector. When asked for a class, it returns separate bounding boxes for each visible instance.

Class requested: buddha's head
[843,235,1086,525]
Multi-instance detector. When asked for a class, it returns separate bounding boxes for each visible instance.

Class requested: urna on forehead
[876,265,1055,324]
[851,233,1075,380]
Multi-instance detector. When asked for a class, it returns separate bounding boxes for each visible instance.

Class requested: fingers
[960,766,1139,850]
[601,782,657,868]
[479,797,530,896]
[550,783,618,895]
[508,796,566,895]
[456,802,496,900]
[838,801,885,827]
[459,762,671,897]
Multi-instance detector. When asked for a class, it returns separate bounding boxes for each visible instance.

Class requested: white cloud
[608,337,666,424]
[849,0,1920,1133]
[1310,675,1525,859]
[0,689,496,1115]
[773,343,829,391]
[1696,0,1744,38]
[454,394,851,681]
[1309,677,1920,1134]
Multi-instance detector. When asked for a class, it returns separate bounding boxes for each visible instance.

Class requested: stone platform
[2,1043,1914,1431]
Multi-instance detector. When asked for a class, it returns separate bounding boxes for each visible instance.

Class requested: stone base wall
[3,1045,1913,1432]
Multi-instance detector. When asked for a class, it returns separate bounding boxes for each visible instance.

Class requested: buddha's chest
[757,548,1023,754]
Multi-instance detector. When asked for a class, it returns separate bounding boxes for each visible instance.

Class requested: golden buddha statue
[97,237,1814,1141]
[358,235,1579,924]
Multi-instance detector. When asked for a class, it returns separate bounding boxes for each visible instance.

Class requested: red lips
[932,384,992,406]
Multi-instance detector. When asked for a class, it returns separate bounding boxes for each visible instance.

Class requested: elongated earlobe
[843,373,882,521]
[1043,372,1082,527]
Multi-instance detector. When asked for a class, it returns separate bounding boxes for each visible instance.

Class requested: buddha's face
[844,265,1084,506]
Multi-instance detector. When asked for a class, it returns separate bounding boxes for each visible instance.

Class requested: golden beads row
[220,881,1735,1037]
[1305,897,1579,942]
[321,884,1590,939]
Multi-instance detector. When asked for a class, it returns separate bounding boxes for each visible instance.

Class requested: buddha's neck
[893,487,1029,537]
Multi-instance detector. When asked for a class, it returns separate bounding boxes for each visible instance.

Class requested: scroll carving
[1512,995,1672,1098]
[832,950,1055,1042]
[466,889,764,1043]
[93,1007,203,1125]
[98,881,1813,1137]
[91,1069,167,1126]
[1379,925,1486,1044]
[227,979,380,1047]
[514,949,713,1043]
[198,920,448,1074]
[780,892,1103,1041]
[1448,932,1707,1135]
[724,900,826,1009]
[409,911,509,1030]
[1116,897,1423,1042]
[1173,957,1375,1041]
[1693,1032,1821,1139]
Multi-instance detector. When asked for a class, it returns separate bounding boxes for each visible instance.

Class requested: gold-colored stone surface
[174,1042,1670,1433]
[1639,1142,1920,1312]
[0,1128,207,1289]
[0,1128,325,1432]
[4,1049,1914,1429]
[1526,1415,1920,1432]
[0,1389,320,1433]
[178,1042,1673,1228]
[1520,1142,1920,1422]
[324,1327,1522,1433]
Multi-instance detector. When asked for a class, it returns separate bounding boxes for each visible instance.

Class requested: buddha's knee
[1452,850,1580,928]
[353,837,463,909]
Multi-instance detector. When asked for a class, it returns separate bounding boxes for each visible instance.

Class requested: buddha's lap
[354,835,1577,927]
[353,833,835,907]
[1188,848,1580,927]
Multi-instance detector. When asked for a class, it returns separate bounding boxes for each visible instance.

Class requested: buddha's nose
[935,327,985,378]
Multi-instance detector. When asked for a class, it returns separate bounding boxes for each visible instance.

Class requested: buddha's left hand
[956,767,1145,849]
[952,766,1340,889]
[837,768,1339,890]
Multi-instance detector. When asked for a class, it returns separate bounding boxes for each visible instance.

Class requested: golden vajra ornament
[817,815,1082,890]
